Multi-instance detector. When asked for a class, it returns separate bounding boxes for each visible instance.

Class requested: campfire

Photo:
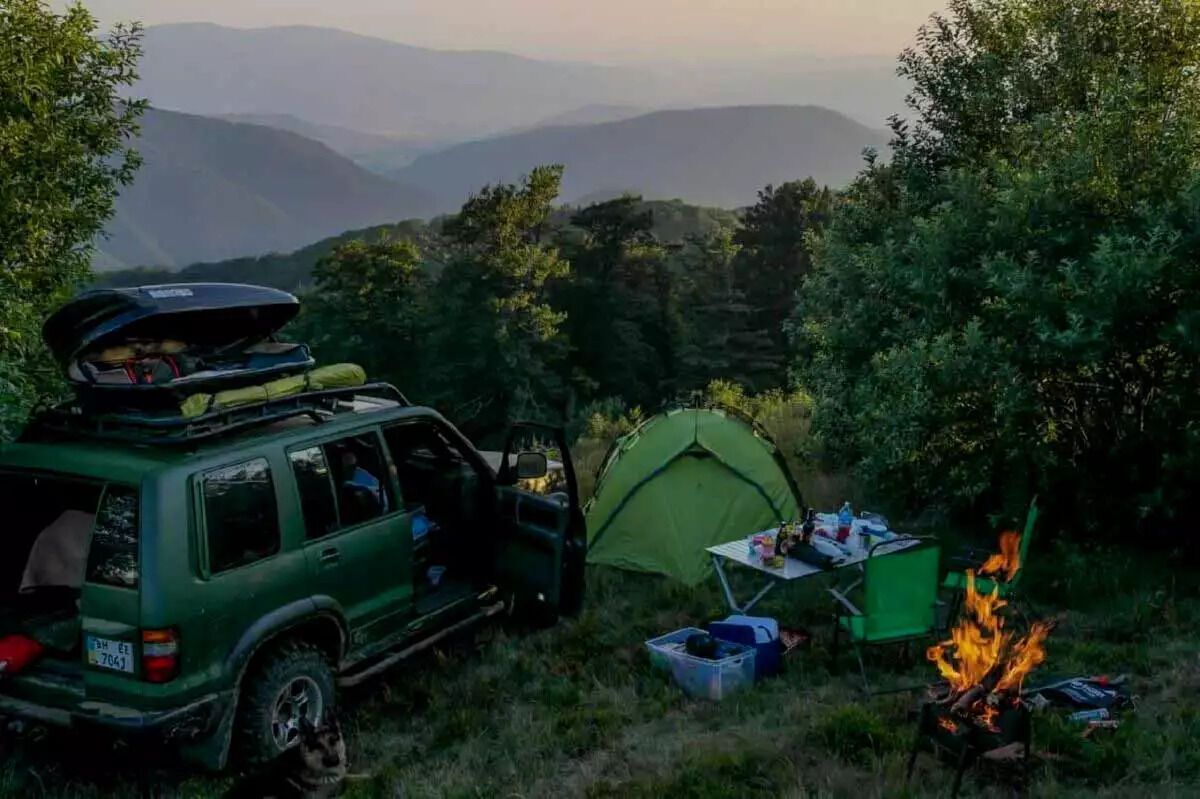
[907,531,1053,797]
[927,569,1052,730]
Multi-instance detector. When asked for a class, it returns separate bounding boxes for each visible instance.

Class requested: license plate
[86,636,134,674]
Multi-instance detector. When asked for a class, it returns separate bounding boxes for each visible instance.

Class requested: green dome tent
[585,407,803,585]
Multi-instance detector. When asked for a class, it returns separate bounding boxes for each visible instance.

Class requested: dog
[228,715,349,799]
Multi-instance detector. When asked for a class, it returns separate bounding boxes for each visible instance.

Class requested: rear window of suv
[0,473,139,595]
[86,487,140,588]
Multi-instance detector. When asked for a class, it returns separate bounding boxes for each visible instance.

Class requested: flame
[979,530,1021,582]
[938,716,959,734]
[927,572,1009,694]
[977,703,999,730]
[996,620,1053,695]
[927,570,1052,725]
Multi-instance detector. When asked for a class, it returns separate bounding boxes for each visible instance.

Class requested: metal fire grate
[905,698,1032,798]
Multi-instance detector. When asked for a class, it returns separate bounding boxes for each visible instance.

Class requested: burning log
[950,684,987,715]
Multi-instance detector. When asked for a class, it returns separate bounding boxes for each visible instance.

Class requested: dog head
[296,715,347,784]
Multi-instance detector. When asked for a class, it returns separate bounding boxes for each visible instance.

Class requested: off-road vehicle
[0,284,586,768]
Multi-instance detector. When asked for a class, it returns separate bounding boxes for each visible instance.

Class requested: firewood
[982,742,1026,762]
[951,685,987,714]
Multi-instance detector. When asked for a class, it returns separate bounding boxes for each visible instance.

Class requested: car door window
[289,446,340,540]
[324,434,395,528]
[383,424,469,499]
[201,458,280,574]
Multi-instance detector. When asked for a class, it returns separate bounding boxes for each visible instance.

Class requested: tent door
[495,423,586,617]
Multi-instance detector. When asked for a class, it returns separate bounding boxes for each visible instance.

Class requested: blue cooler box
[708,615,782,679]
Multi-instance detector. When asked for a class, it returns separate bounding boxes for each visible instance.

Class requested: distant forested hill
[135,24,659,139]
[94,200,738,292]
[393,105,886,213]
[96,108,434,270]
[134,25,906,140]
[215,113,447,172]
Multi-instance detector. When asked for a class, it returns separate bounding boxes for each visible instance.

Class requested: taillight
[141,628,179,683]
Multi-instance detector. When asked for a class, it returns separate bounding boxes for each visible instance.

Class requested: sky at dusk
[68,0,946,64]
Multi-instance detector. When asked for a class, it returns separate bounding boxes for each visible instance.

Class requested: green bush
[795,0,1200,535]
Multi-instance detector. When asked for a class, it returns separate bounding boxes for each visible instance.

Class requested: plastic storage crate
[645,627,756,700]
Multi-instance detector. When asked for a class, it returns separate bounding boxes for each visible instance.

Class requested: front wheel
[234,641,336,764]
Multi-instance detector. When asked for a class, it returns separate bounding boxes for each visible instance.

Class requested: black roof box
[43,283,301,367]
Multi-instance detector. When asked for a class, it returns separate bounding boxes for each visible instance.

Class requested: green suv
[0,285,586,769]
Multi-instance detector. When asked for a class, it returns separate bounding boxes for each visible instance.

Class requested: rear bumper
[0,689,232,743]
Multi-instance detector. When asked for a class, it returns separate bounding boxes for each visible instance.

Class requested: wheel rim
[270,675,323,751]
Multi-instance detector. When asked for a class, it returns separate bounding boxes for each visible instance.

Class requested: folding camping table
[706,532,917,613]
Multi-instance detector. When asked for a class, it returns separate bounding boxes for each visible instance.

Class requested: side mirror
[515,451,548,480]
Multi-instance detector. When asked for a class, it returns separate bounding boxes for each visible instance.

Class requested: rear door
[495,423,586,616]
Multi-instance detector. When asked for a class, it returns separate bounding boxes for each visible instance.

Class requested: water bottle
[837,501,853,543]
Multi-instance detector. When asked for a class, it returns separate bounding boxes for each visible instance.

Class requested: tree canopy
[0,0,144,436]
[795,0,1200,533]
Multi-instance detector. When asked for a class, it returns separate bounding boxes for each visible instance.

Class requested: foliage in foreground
[796,0,1200,533]
[0,0,144,437]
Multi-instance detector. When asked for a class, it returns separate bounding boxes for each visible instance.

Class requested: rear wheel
[234,641,335,764]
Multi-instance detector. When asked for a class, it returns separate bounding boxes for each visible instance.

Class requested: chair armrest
[828,587,863,617]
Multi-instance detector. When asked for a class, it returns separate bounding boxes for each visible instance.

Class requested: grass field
[0,537,1196,798]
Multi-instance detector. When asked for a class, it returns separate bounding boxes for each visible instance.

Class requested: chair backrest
[1011,496,1039,589]
[863,539,941,638]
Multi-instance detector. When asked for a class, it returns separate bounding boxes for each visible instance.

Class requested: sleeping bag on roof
[180,363,367,418]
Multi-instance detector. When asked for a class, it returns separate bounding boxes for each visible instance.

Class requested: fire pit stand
[905,698,1032,798]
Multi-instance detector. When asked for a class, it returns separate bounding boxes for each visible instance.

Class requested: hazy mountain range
[393,105,887,213]
[98,104,882,269]
[97,23,900,270]
[135,24,668,139]
[134,23,906,137]
[96,108,433,270]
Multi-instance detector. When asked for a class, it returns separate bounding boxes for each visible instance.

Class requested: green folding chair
[829,537,942,693]
[942,497,1039,604]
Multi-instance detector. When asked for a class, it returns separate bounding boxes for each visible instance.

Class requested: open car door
[495,423,586,617]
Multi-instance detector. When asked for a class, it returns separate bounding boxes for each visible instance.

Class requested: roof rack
[24,383,410,446]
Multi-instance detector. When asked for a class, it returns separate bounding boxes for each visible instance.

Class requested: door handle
[319,547,341,566]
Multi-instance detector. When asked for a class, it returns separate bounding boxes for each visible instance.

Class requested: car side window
[289,447,340,540]
[202,458,280,574]
[323,434,395,528]
[86,486,140,588]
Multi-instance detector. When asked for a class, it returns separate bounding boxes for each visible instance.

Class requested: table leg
[711,555,776,614]
[712,554,741,612]
[742,580,776,614]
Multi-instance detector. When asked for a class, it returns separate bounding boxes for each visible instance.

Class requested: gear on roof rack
[22,383,410,446]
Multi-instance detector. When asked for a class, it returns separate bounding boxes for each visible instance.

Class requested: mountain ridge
[98,107,434,270]
[393,104,887,212]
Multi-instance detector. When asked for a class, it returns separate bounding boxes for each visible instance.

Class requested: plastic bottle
[837,501,853,543]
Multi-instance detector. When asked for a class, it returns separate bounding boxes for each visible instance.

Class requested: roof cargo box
[42,284,315,411]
